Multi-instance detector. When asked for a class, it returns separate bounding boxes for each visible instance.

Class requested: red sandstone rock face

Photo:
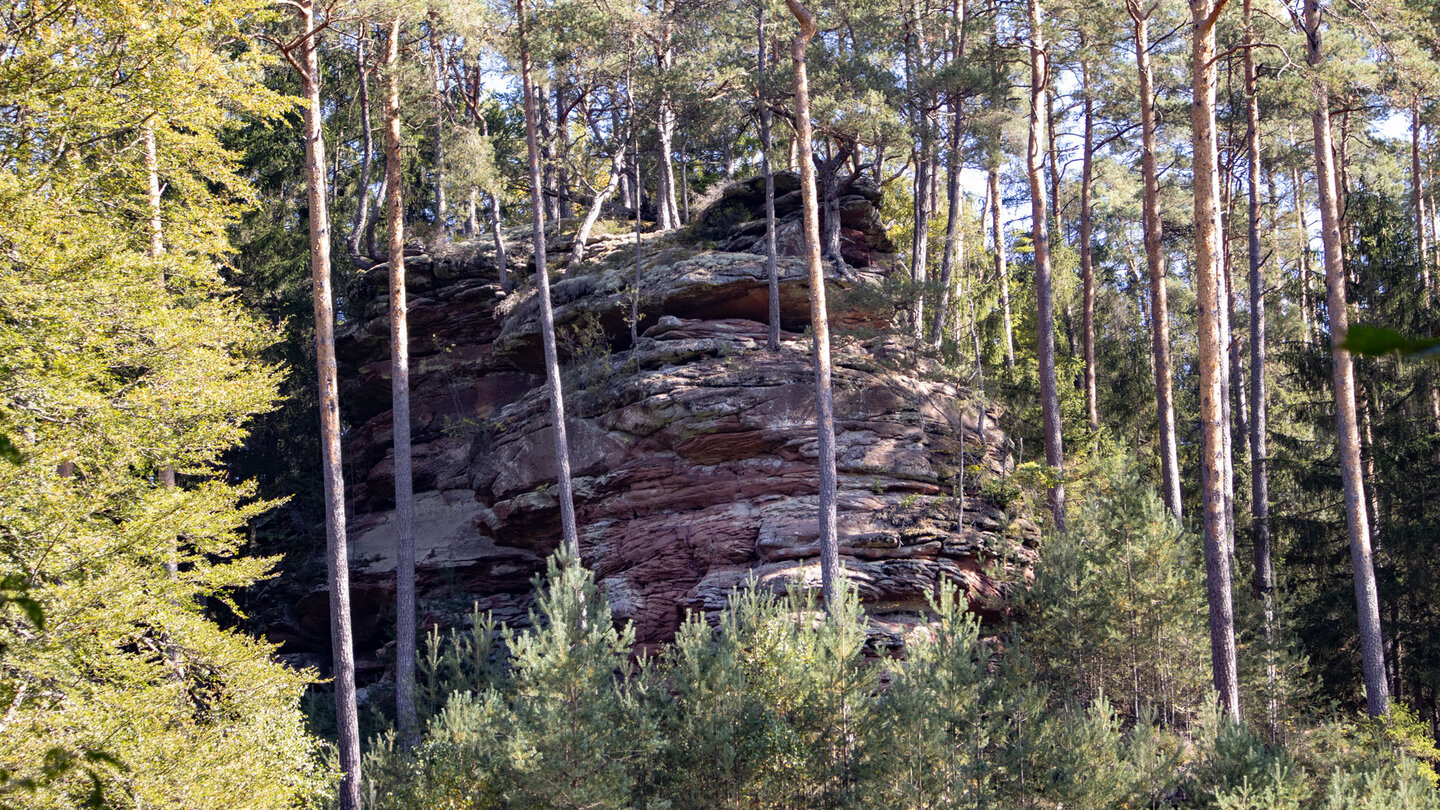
[295,189,1036,669]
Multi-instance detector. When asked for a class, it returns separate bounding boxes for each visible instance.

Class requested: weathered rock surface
[695,171,897,267]
[275,180,1035,669]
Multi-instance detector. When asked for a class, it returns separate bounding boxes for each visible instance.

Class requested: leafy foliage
[0,0,328,804]
[365,484,1439,808]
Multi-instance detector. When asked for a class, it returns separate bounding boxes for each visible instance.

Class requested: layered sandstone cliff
[276,174,1037,671]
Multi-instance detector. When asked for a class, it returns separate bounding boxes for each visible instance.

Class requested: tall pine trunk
[1128,2,1182,520]
[517,0,581,556]
[1080,57,1098,433]
[1244,0,1275,732]
[931,95,963,348]
[1294,165,1314,346]
[347,26,375,262]
[1411,100,1440,435]
[786,0,841,608]
[759,6,781,352]
[293,4,362,802]
[990,166,1016,369]
[932,0,968,350]
[1191,0,1241,721]
[1028,0,1065,531]
[428,10,448,242]
[382,18,418,746]
[1304,0,1388,717]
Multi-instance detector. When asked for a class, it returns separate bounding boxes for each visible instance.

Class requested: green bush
[363,473,1440,809]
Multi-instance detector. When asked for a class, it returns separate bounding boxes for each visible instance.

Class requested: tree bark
[910,122,932,341]
[294,4,362,802]
[346,25,375,262]
[1244,0,1271,613]
[1191,0,1241,722]
[381,18,418,746]
[786,0,841,609]
[477,118,510,293]
[1046,80,1061,233]
[991,166,1016,369]
[759,6,781,352]
[1294,164,1314,346]
[818,144,850,265]
[1028,0,1065,531]
[931,95,963,348]
[428,10,448,242]
[1219,231,1239,555]
[1080,57,1098,433]
[932,0,969,350]
[1128,1,1182,520]
[466,187,478,238]
[569,147,624,265]
[655,22,680,231]
[630,50,644,346]
[1242,0,1276,734]
[1305,0,1388,717]
[1411,99,1440,435]
[143,123,180,578]
[518,0,581,557]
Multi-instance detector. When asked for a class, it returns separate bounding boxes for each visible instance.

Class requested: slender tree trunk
[480,120,510,293]
[1304,0,1388,718]
[1080,58,1098,433]
[380,19,418,747]
[295,5,362,802]
[1244,0,1271,602]
[538,83,559,223]
[991,166,1016,369]
[570,148,624,265]
[1294,165,1314,346]
[1028,0,1065,531]
[1219,234,1239,555]
[630,51,644,346]
[786,0,841,608]
[912,134,932,340]
[656,31,680,231]
[144,124,179,578]
[1243,0,1275,733]
[819,146,849,264]
[1411,100,1440,435]
[934,0,970,350]
[518,0,580,557]
[556,82,575,222]
[1129,2,1182,520]
[1191,0,1241,721]
[367,173,385,258]
[680,134,690,224]
[347,26,375,261]
[759,6,781,352]
[932,96,963,348]
[429,10,448,242]
[489,191,509,291]
[466,187,478,238]
[1046,81,1060,232]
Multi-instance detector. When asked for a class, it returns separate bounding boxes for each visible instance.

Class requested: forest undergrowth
[360,461,1440,810]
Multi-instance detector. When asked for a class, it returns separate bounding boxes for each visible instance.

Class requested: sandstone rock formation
[275,179,1037,671]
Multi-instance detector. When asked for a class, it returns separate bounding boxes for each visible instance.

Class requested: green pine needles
[364,466,1440,809]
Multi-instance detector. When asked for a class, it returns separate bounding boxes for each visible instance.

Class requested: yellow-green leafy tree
[0,0,329,805]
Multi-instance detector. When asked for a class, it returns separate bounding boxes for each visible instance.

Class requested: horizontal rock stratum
[276,176,1037,672]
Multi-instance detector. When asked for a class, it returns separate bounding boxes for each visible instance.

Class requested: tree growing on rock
[516,0,581,557]
[785,0,841,608]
